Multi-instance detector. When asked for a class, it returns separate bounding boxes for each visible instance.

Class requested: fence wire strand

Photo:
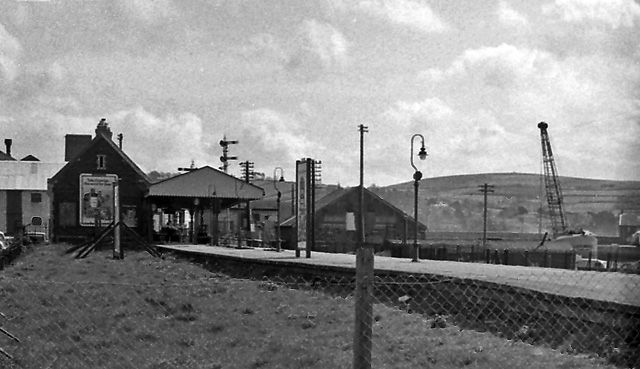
[1,243,639,369]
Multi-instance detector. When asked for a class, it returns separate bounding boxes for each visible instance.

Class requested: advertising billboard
[79,174,118,227]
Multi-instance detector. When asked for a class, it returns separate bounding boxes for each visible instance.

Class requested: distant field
[0,244,621,369]
[372,172,640,235]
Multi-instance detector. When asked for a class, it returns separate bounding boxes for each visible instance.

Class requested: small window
[31,193,42,203]
[97,155,106,170]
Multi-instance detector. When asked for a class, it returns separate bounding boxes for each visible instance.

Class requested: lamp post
[410,134,428,262]
[273,167,285,252]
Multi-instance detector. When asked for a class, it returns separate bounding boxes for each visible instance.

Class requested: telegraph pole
[478,183,495,247]
[240,160,254,240]
[354,123,372,369]
[358,124,368,248]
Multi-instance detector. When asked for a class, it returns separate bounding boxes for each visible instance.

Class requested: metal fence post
[354,245,374,369]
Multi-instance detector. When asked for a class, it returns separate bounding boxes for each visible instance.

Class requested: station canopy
[146,166,264,211]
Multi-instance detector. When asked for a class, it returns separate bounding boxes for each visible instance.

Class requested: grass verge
[0,244,620,369]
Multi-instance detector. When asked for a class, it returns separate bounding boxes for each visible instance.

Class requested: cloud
[0,23,22,83]
[542,0,640,28]
[116,0,177,25]
[0,105,214,173]
[1,60,73,109]
[497,1,528,28]
[1,110,96,162]
[421,43,555,89]
[355,96,533,184]
[109,107,210,172]
[357,0,449,33]
[238,33,289,64]
[238,108,318,165]
[284,19,349,75]
[418,43,640,180]
[301,19,349,68]
[238,20,349,78]
[383,97,454,128]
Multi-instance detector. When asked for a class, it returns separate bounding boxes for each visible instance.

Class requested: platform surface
[156,244,640,307]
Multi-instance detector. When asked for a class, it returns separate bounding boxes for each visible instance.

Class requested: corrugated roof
[0,161,66,190]
[147,166,265,200]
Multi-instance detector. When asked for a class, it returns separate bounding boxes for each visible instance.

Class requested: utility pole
[478,183,495,248]
[358,124,368,248]
[240,160,254,183]
[240,160,254,240]
[354,124,372,369]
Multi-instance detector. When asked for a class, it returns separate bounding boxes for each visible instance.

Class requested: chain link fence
[1,244,639,368]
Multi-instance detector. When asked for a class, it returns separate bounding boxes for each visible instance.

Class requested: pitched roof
[21,154,40,161]
[280,186,427,229]
[147,166,265,200]
[51,134,150,184]
[0,150,16,161]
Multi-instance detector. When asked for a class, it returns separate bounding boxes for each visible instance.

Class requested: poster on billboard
[296,160,308,250]
[79,174,118,226]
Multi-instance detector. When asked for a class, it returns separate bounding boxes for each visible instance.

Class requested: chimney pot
[95,118,113,140]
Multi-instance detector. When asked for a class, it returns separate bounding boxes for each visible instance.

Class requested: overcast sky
[1,0,638,186]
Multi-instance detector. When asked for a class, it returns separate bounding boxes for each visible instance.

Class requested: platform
[155,244,640,307]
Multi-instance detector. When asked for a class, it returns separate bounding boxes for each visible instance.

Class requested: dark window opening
[31,192,42,203]
[97,155,106,169]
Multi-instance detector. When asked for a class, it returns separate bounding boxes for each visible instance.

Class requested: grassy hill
[370,173,640,237]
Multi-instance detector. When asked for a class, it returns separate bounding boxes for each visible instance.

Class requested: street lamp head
[273,167,285,191]
[418,146,427,160]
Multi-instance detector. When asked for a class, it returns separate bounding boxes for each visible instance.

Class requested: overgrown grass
[0,244,619,369]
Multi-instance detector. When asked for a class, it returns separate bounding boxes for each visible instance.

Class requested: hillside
[370,173,640,237]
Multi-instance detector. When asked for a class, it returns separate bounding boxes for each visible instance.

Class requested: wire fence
[1,243,639,369]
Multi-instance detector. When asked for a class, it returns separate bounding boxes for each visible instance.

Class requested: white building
[0,161,65,237]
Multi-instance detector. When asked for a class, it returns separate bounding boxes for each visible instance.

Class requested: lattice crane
[538,122,568,237]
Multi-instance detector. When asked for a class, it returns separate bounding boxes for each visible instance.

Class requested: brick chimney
[64,134,92,161]
[95,118,113,140]
[4,139,12,157]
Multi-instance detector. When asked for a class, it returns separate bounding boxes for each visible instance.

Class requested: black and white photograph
[0,0,639,368]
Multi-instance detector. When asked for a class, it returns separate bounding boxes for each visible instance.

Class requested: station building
[48,119,151,243]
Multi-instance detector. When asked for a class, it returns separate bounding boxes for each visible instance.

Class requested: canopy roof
[147,166,264,200]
